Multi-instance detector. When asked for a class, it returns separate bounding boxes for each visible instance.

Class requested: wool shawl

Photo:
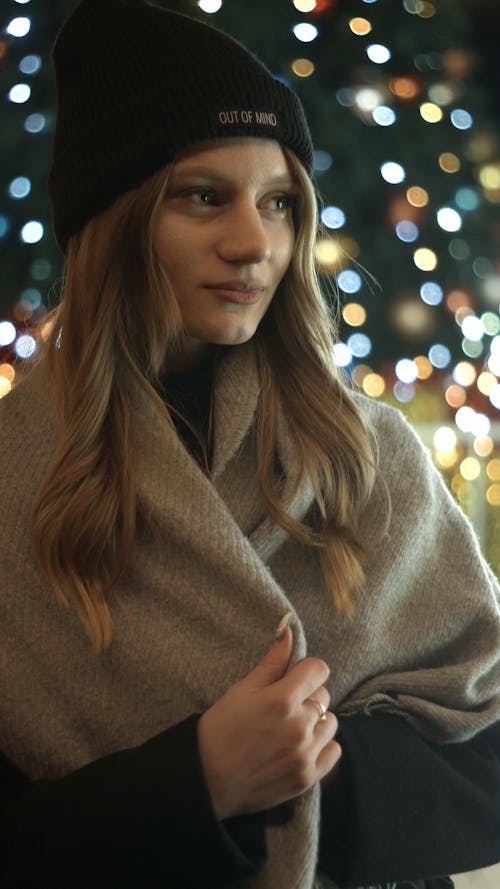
[0,341,499,889]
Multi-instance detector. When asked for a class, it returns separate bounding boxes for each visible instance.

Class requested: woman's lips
[204,282,264,303]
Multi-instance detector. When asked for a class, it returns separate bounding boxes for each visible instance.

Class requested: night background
[1,0,500,567]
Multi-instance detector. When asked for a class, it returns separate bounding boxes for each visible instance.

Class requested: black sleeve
[319,713,500,888]
[0,714,266,889]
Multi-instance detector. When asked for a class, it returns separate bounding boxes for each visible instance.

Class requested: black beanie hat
[48,0,314,253]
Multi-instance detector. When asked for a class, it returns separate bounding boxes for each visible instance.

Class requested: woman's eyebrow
[170,168,296,188]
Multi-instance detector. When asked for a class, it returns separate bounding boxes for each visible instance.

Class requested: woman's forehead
[172,137,294,180]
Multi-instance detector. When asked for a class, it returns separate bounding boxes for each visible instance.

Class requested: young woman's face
[153,138,296,368]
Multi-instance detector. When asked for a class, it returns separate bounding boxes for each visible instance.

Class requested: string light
[420,102,443,123]
[390,77,420,99]
[460,457,481,481]
[380,162,406,184]
[293,0,317,10]
[337,269,362,294]
[363,373,385,397]
[366,44,391,64]
[437,207,462,232]
[439,152,460,173]
[292,58,315,77]
[6,17,31,37]
[414,356,433,379]
[8,83,31,104]
[0,322,16,347]
[373,106,396,127]
[343,303,366,326]
[19,55,41,75]
[450,108,473,130]
[349,18,372,35]
[20,220,44,244]
[315,239,343,269]
[420,282,443,305]
[293,23,318,42]
[414,247,437,271]
[332,342,351,367]
[24,113,46,133]
[406,186,429,207]
[321,206,346,229]
[197,0,222,11]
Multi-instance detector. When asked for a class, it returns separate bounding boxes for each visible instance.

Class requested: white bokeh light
[8,176,31,199]
[455,406,476,432]
[21,220,44,243]
[395,358,418,383]
[0,321,17,347]
[293,23,318,42]
[380,162,406,184]
[332,342,352,367]
[373,106,396,126]
[488,385,500,410]
[337,270,362,294]
[347,333,371,358]
[198,0,222,10]
[6,17,31,37]
[14,334,37,359]
[450,108,473,130]
[321,206,346,229]
[461,316,483,342]
[437,207,462,232]
[396,220,419,243]
[471,413,491,438]
[433,427,457,452]
[8,83,31,104]
[356,88,382,112]
[366,44,391,64]
[420,282,443,306]
[428,344,451,368]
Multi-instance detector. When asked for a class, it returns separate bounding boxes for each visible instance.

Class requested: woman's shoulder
[348,388,449,501]
[350,388,426,457]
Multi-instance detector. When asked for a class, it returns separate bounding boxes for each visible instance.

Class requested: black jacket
[1,712,499,888]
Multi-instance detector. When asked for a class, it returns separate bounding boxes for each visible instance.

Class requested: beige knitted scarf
[1,341,499,889]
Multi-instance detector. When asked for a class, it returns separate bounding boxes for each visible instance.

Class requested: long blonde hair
[32,146,380,651]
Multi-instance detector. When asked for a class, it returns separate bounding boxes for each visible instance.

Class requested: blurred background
[1,0,500,571]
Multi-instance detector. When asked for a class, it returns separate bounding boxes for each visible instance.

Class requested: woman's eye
[267,194,296,212]
[187,189,215,204]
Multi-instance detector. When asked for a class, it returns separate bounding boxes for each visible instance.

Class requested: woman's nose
[216,202,272,264]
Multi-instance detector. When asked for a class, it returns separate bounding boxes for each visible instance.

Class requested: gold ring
[305,697,327,721]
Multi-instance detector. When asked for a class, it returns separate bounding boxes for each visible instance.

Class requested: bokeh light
[366,44,391,64]
[321,206,346,229]
[293,22,318,42]
[292,58,315,77]
[460,457,481,481]
[414,247,437,271]
[420,102,443,123]
[337,269,362,294]
[343,303,366,326]
[439,152,460,173]
[363,373,385,397]
[349,18,372,35]
[6,17,31,38]
[407,186,429,207]
[381,162,406,184]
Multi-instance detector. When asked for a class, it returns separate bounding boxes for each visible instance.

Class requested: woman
[1,1,499,887]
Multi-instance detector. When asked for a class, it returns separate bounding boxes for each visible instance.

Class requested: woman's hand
[197,623,341,820]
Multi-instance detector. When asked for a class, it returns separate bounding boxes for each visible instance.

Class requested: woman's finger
[302,687,331,723]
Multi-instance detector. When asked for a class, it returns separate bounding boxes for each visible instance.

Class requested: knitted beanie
[48,0,314,253]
